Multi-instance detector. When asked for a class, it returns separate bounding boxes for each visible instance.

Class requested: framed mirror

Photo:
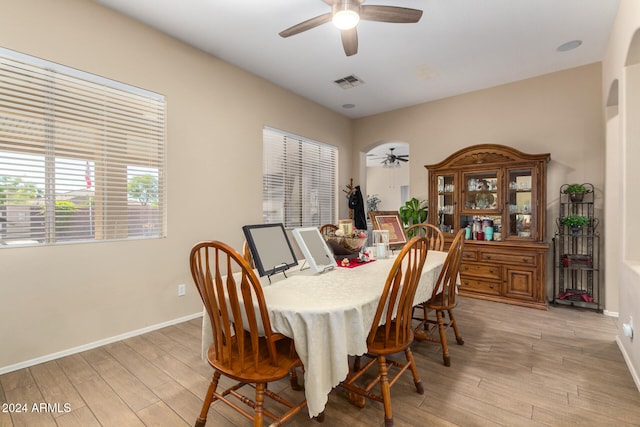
[292,227,337,274]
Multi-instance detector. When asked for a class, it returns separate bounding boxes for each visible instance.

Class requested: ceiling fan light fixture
[333,3,360,30]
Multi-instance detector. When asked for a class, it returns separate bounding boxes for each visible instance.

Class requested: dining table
[201,249,449,418]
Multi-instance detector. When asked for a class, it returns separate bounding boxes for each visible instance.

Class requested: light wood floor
[2,296,639,427]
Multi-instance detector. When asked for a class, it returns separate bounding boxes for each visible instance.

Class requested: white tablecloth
[201,250,448,418]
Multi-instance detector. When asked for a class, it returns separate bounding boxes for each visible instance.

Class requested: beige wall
[366,163,409,211]
[0,0,352,370]
[602,0,640,390]
[353,63,605,307]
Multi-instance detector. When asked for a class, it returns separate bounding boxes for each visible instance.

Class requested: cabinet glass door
[461,171,499,212]
[436,174,455,233]
[506,168,534,239]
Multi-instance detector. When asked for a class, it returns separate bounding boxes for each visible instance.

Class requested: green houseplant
[399,197,428,228]
[563,183,590,202]
[561,215,589,235]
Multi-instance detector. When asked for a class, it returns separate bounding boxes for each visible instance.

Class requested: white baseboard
[616,335,640,393]
[0,312,203,376]
[603,309,619,318]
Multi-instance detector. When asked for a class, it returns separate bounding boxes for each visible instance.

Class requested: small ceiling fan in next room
[371,147,409,167]
[278,0,423,56]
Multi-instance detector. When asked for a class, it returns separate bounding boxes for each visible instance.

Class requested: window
[263,127,337,228]
[0,47,166,247]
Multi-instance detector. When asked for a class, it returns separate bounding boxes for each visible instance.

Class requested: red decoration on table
[337,258,375,268]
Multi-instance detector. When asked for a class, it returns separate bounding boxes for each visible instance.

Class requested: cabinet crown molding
[452,152,514,167]
[425,144,550,170]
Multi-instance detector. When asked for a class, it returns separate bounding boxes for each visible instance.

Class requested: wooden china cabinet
[426,144,550,310]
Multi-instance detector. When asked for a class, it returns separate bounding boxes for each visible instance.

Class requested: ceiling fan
[279,0,423,56]
[371,147,409,166]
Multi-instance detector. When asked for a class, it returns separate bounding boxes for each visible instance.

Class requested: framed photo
[368,211,408,250]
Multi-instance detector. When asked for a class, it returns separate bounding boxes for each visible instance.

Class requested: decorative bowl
[324,233,367,260]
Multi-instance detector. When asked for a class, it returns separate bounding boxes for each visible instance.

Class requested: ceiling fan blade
[397,157,409,162]
[279,13,332,38]
[360,5,423,23]
[341,27,358,56]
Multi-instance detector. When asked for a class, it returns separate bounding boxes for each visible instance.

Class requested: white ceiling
[95,0,619,119]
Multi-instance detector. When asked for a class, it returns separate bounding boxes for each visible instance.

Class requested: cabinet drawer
[460,263,500,279]
[480,252,536,266]
[459,277,501,295]
[462,249,477,261]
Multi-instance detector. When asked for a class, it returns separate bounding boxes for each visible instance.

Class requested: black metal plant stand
[552,183,601,312]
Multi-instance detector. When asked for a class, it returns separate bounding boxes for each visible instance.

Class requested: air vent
[334,74,364,89]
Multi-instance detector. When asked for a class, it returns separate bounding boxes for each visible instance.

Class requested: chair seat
[207,334,300,384]
[367,323,414,355]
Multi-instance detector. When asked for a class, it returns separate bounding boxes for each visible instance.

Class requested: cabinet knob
[463,281,469,286]
[523,258,529,263]
[489,284,494,288]
[486,255,491,260]
[489,269,494,274]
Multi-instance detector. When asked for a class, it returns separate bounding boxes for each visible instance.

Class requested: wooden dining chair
[408,223,444,337]
[319,223,338,236]
[190,240,307,427]
[340,236,429,427]
[414,228,465,367]
[405,223,444,250]
[242,239,254,268]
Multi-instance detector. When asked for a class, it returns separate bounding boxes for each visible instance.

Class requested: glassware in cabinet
[436,174,455,233]
[461,171,499,212]
[506,167,535,239]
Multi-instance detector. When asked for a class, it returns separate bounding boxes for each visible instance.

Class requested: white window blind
[0,47,166,247]
[263,127,337,228]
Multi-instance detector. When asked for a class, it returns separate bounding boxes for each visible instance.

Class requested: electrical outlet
[178,284,186,296]
[623,316,634,339]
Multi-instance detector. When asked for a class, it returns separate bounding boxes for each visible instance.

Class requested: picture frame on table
[292,227,337,274]
[242,223,298,277]
[368,210,408,250]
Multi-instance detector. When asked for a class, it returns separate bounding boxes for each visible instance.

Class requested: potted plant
[561,215,589,235]
[562,183,590,202]
[367,194,382,212]
[399,197,428,229]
